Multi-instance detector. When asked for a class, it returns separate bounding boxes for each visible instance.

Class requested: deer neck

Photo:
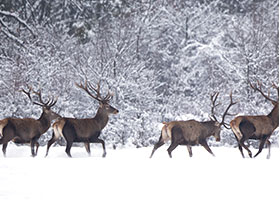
[38,112,51,133]
[93,108,109,130]
[267,103,279,129]
[203,121,217,137]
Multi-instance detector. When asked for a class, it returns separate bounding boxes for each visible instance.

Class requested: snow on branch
[0,17,17,35]
[0,10,36,37]
[0,20,24,46]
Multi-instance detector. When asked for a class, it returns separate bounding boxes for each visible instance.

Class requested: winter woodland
[0,0,279,149]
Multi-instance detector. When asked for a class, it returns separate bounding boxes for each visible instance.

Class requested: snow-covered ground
[0,144,279,200]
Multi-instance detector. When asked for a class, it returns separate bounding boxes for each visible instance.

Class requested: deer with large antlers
[150,92,237,158]
[45,80,119,157]
[0,86,60,157]
[230,81,279,159]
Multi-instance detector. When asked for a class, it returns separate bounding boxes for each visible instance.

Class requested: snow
[0,144,279,200]
[0,10,35,36]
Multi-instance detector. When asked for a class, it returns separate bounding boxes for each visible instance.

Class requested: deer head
[21,85,61,121]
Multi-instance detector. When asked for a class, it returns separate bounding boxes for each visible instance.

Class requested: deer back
[3,118,43,141]
[231,115,276,139]
[162,120,220,144]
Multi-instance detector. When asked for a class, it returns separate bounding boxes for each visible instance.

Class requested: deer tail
[230,120,242,140]
[53,119,66,139]
[0,119,8,138]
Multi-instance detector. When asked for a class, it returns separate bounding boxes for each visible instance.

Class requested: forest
[0,0,279,148]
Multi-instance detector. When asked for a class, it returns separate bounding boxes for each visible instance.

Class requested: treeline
[0,0,278,148]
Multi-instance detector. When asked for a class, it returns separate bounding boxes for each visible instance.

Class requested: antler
[220,91,237,129]
[249,81,277,104]
[21,85,58,108]
[20,85,34,103]
[76,80,113,103]
[210,92,220,122]
[103,91,113,102]
[32,88,58,108]
[272,82,279,100]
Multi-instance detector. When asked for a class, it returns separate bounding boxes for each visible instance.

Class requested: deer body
[231,114,278,140]
[51,109,112,142]
[150,120,221,158]
[230,82,279,159]
[68,109,110,138]
[161,120,220,145]
[0,86,59,157]
[2,117,49,142]
[45,81,118,157]
[150,93,236,158]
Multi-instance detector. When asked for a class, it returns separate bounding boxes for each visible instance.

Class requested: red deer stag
[0,86,60,157]
[230,81,279,159]
[45,80,119,157]
[150,92,237,158]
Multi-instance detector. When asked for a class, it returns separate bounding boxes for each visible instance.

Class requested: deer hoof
[248,152,252,158]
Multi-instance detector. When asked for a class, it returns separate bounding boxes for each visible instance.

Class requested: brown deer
[0,86,60,157]
[230,81,279,159]
[45,80,119,157]
[150,92,237,158]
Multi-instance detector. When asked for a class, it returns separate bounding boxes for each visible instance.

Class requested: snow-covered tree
[0,0,278,148]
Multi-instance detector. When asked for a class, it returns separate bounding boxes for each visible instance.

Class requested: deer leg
[84,142,91,156]
[62,120,76,157]
[254,135,269,158]
[239,138,252,158]
[45,131,59,157]
[199,140,215,156]
[2,143,8,157]
[238,143,245,158]
[99,139,106,158]
[30,141,35,157]
[91,138,106,157]
[233,134,245,158]
[167,126,184,158]
[35,141,39,156]
[167,141,179,158]
[0,124,16,157]
[254,140,266,158]
[64,134,74,158]
[30,138,38,157]
[187,145,193,157]
[150,135,165,158]
[65,140,73,157]
[266,140,271,159]
[239,120,256,158]
[0,137,8,157]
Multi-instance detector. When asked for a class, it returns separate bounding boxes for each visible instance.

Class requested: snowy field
[0,144,279,200]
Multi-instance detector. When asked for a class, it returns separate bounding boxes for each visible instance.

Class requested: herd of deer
[0,80,278,159]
